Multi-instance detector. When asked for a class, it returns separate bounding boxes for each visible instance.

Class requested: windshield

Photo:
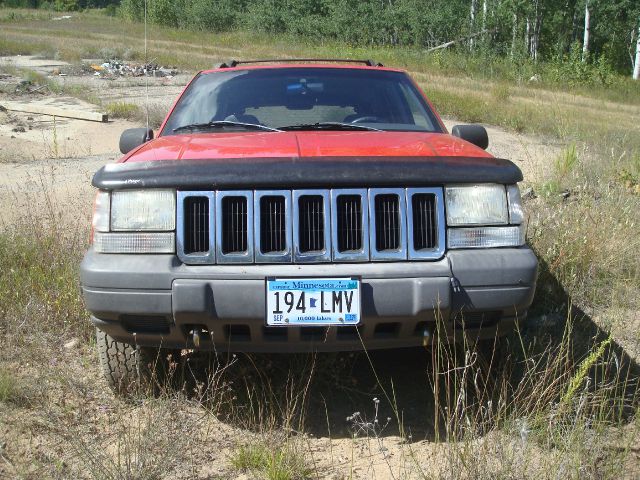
[161,67,442,135]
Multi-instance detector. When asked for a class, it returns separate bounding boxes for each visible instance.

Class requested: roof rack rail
[214,59,384,68]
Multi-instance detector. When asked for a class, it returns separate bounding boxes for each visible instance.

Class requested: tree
[582,0,591,61]
[634,21,640,79]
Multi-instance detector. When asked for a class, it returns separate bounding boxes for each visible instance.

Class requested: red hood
[122,131,492,163]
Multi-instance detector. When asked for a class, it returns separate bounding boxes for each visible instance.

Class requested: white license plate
[266,277,361,326]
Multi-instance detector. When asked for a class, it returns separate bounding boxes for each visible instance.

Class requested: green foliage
[545,42,616,87]
[230,440,312,480]
[54,0,79,11]
[0,367,19,403]
[554,144,579,179]
[105,101,140,120]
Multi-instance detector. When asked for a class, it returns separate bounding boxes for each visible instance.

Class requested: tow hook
[450,276,462,293]
[190,328,202,348]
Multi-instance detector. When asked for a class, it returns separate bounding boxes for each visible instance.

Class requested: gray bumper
[80,248,537,352]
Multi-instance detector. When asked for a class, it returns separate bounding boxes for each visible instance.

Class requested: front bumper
[80,248,538,352]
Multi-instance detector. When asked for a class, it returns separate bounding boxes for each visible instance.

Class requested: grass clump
[0,367,20,404]
[105,101,140,120]
[230,439,312,480]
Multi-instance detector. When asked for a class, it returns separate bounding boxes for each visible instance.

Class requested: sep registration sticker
[266,278,361,326]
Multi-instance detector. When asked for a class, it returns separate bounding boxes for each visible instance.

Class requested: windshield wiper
[173,120,282,133]
[278,122,382,132]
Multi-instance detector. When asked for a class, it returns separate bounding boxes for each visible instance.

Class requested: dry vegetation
[1,8,640,479]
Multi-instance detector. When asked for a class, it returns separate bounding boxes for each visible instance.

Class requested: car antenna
[143,0,150,140]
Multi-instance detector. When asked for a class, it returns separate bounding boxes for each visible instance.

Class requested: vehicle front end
[81,157,536,353]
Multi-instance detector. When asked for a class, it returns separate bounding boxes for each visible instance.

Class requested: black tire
[96,328,178,395]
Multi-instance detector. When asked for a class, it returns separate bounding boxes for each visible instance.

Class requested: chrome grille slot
[298,196,324,252]
[407,188,445,260]
[293,190,331,262]
[337,195,362,251]
[222,196,247,253]
[369,188,407,260]
[216,191,253,263]
[375,195,400,250]
[254,190,292,263]
[176,191,215,264]
[260,196,286,252]
[412,194,436,250]
[331,189,369,261]
[184,196,209,254]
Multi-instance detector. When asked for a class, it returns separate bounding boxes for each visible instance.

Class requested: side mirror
[119,128,154,154]
[451,124,489,150]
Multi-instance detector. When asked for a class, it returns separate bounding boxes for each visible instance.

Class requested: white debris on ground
[88,60,178,78]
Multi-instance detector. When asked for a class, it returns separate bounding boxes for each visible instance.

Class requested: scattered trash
[52,15,72,21]
[91,59,178,78]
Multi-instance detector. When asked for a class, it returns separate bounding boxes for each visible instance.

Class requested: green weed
[0,367,19,403]
[230,440,312,480]
[105,101,140,120]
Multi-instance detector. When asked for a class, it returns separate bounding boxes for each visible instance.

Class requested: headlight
[446,183,526,249]
[111,189,176,231]
[90,189,176,253]
[445,184,508,226]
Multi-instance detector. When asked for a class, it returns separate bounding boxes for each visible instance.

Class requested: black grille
[412,193,437,250]
[298,196,324,253]
[336,195,363,252]
[183,196,209,254]
[221,196,248,254]
[374,194,401,251]
[121,315,171,334]
[260,196,286,253]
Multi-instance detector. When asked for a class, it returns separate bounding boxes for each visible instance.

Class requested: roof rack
[213,59,384,69]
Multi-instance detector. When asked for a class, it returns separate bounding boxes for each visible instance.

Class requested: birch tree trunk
[582,0,590,61]
[482,0,487,43]
[532,0,540,61]
[634,22,640,80]
[470,0,478,50]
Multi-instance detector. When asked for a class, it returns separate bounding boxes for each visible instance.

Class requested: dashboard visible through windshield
[161,67,442,135]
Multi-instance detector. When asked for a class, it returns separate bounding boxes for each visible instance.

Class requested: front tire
[96,328,177,395]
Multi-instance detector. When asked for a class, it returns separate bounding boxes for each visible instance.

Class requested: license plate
[266,277,361,326]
